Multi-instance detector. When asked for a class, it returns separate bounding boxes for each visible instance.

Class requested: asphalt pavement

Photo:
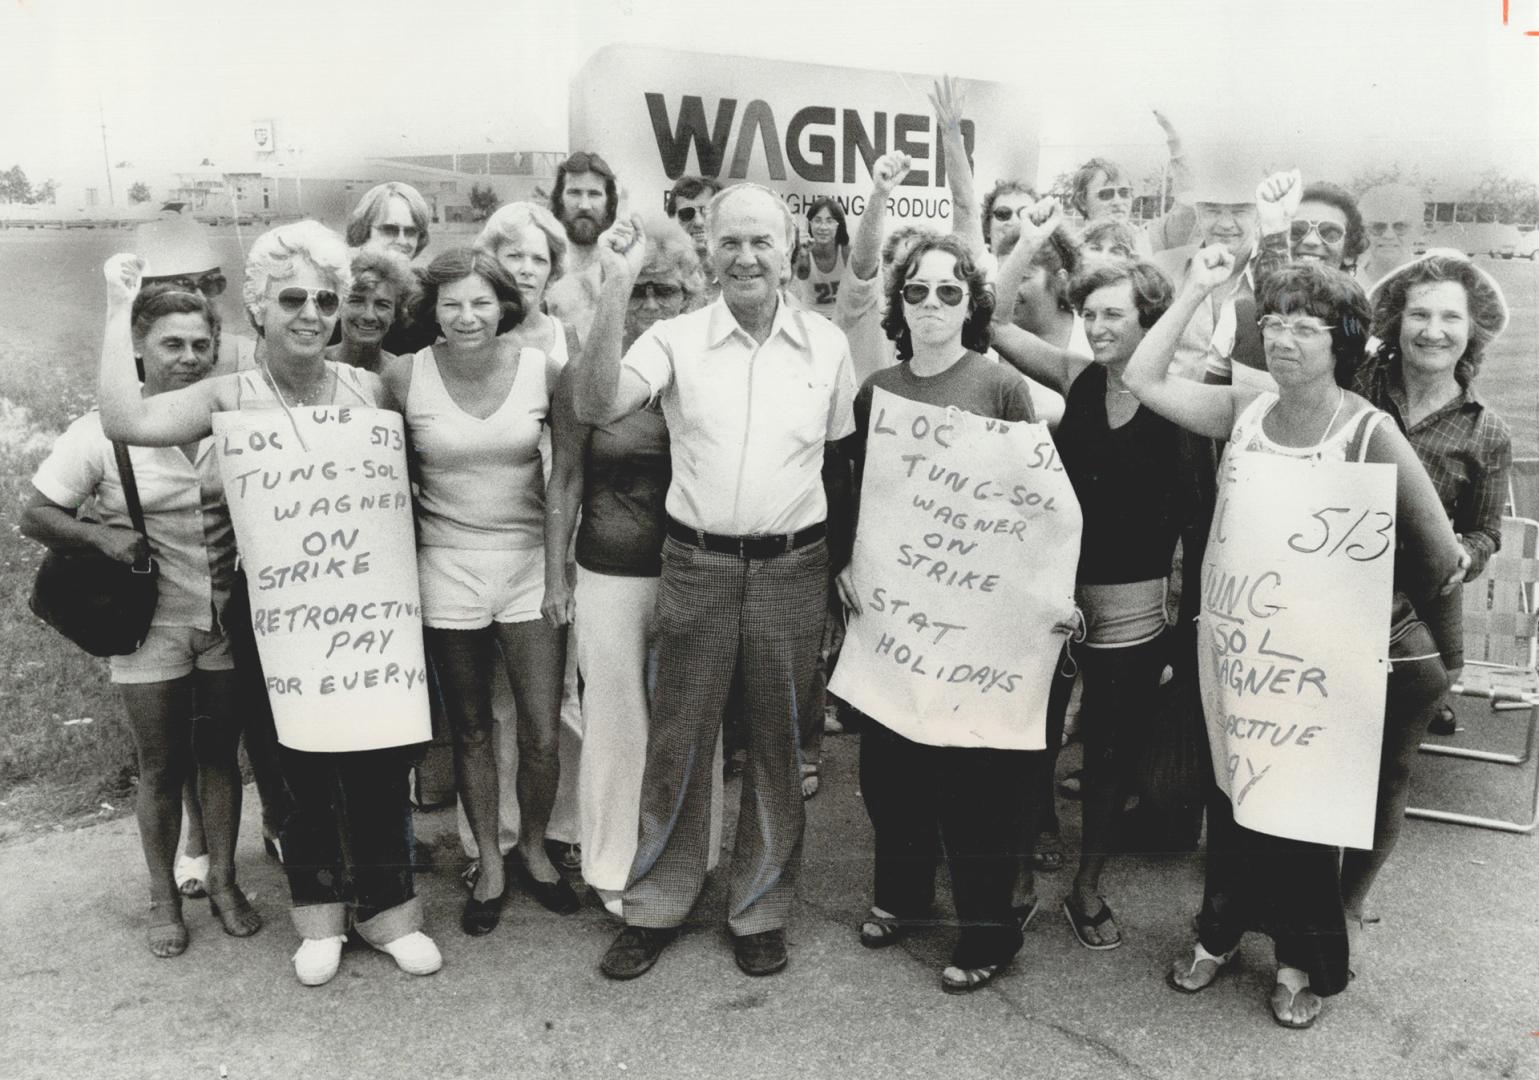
[3,695,1536,1080]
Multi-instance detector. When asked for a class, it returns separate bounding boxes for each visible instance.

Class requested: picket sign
[1198,450,1395,849]
[830,388,1081,750]
[213,407,430,752]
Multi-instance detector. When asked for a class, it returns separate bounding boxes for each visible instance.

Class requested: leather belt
[666,517,826,559]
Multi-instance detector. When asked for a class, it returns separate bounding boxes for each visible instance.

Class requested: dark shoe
[461,892,503,936]
[519,861,581,915]
[732,929,788,976]
[600,925,677,980]
[1428,704,1457,736]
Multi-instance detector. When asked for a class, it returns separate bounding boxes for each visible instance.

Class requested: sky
[2,0,1535,203]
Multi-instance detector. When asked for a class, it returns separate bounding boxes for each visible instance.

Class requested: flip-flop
[1270,967,1322,1029]
[146,899,188,958]
[1013,896,1042,932]
[801,762,820,800]
[1063,895,1122,951]
[940,962,1002,994]
[1167,941,1238,993]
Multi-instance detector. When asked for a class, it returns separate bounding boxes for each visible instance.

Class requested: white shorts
[418,545,545,629]
[110,624,234,685]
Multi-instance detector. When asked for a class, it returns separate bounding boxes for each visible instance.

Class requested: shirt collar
[1385,356,1482,415]
[705,293,808,350]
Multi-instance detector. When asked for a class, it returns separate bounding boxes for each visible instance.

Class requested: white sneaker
[379,931,442,976]
[293,935,346,986]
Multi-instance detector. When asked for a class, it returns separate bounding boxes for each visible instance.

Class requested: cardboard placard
[1199,451,1395,849]
[830,388,1080,749]
[213,407,430,752]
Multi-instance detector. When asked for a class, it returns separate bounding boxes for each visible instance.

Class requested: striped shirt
[1353,348,1513,576]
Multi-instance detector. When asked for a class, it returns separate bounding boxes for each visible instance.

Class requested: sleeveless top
[793,246,848,316]
[1055,364,1185,584]
[409,346,549,550]
[576,404,671,577]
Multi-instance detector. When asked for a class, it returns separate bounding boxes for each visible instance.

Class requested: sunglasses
[144,272,226,298]
[630,281,683,302]
[901,282,966,307]
[1367,220,1413,237]
[989,205,1029,223]
[674,206,706,224]
[1258,315,1335,342]
[1094,186,1133,201]
[1290,219,1347,245]
[275,287,340,316]
[373,223,421,241]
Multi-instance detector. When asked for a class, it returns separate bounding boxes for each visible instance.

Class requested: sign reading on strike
[830,388,1081,750]
[213,407,431,753]
[570,45,1039,231]
[1199,451,1395,849]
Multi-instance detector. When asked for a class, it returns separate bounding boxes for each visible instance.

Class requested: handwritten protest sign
[213,407,430,753]
[830,388,1081,749]
[1199,451,1395,849]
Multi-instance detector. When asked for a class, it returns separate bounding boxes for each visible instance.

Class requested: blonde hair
[473,201,569,285]
[243,220,351,327]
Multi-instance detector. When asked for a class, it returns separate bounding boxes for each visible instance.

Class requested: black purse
[30,441,160,657]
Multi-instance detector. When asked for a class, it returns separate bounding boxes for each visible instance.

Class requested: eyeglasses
[1367,220,1413,237]
[900,282,966,307]
[144,272,226,298]
[630,281,683,303]
[373,223,421,241]
[1094,186,1133,202]
[989,205,1029,223]
[275,287,340,316]
[1290,219,1347,245]
[673,206,706,225]
[1258,315,1335,342]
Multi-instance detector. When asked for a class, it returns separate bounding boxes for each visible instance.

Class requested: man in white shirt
[577,183,857,980]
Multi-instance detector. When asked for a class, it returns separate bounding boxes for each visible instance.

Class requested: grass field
[0,226,1534,838]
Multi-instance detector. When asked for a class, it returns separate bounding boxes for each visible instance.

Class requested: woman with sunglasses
[1124,250,1461,1029]
[1345,250,1512,931]
[1289,183,1369,274]
[836,233,1040,995]
[98,221,444,986]
[324,248,421,374]
[377,247,575,934]
[24,284,257,958]
[544,219,727,915]
[791,197,851,318]
[346,182,436,356]
[991,214,1192,952]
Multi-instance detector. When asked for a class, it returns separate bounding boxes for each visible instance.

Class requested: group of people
[24,78,1516,1030]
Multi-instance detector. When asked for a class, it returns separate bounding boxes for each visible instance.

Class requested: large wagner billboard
[569,45,1040,230]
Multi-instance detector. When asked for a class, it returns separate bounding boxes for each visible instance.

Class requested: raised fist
[102,253,147,306]
[1256,169,1303,235]
[871,152,913,196]
[1186,243,1236,293]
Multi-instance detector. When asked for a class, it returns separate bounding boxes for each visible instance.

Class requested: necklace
[263,363,335,409]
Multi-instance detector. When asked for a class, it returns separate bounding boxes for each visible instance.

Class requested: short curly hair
[474,201,569,287]
[1299,181,1369,268]
[1080,219,1142,260]
[1069,261,1174,329]
[1258,262,1372,386]
[980,179,1037,247]
[243,220,351,330]
[131,283,220,382]
[1370,253,1508,389]
[881,234,994,363]
[414,247,526,338]
[344,182,431,257]
[347,248,421,331]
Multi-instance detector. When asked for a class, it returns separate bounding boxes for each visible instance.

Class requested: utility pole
[98,94,115,205]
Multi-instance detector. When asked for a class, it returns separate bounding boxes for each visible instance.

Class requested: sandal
[1167,941,1238,993]
[1013,895,1042,932]
[1063,894,1122,950]
[801,762,820,800]
[859,907,907,949]
[175,854,209,900]
[940,962,1001,994]
[208,884,263,938]
[146,899,188,958]
[1270,966,1323,1029]
[1031,834,1064,872]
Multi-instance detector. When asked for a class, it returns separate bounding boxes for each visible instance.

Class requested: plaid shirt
[1353,349,1513,577]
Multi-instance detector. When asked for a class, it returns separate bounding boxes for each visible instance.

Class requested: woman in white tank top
[1125,250,1464,1029]
[379,248,572,934]
[97,221,443,987]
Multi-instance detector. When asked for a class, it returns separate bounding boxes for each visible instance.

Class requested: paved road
[3,704,1536,1080]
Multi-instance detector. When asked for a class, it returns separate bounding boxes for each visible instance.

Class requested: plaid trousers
[623,536,827,935]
